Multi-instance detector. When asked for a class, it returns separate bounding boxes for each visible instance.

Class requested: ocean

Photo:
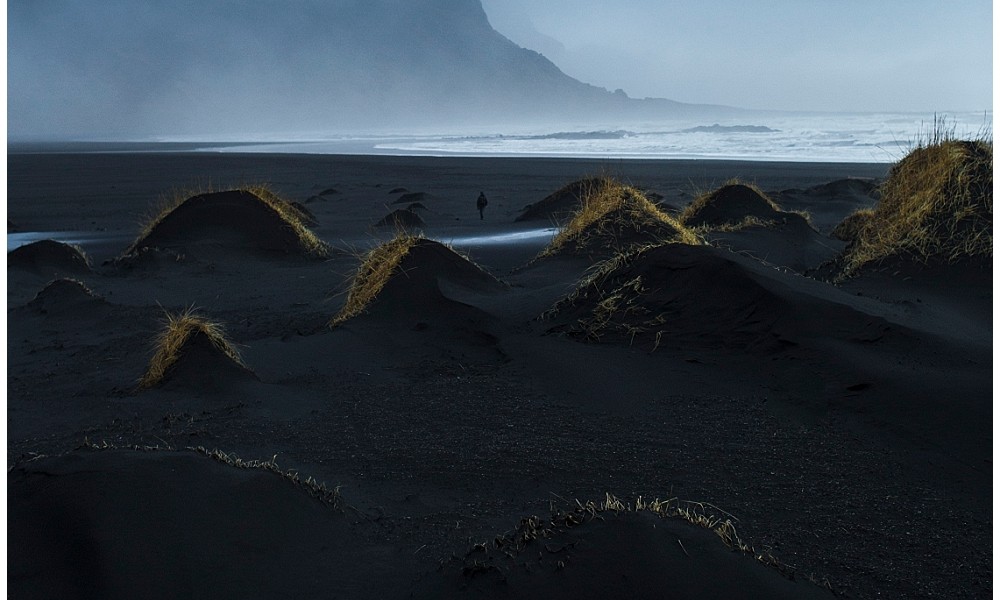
[195,111,991,163]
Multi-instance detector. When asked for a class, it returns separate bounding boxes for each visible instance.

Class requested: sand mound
[546,243,792,351]
[406,202,428,211]
[8,448,360,600]
[27,278,106,315]
[124,189,329,258]
[425,496,830,600]
[140,310,256,390]
[389,187,408,194]
[516,176,611,223]
[681,183,785,229]
[393,191,435,205]
[536,179,700,261]
[830,209,875,242]
[834,139,992,279]
[8,240,91,275]
[332,236,503,327]
[374,208,425,229]
[783,178,880,201]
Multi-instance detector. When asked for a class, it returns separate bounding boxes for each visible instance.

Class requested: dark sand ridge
[678,182,845,273]
[374,208,426,229]
[122,188,329,259]
[7,239,91,275]
[138,309,258,391]
[6,151,990,599]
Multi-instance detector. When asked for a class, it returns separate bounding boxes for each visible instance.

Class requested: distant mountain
[8,0,736,138]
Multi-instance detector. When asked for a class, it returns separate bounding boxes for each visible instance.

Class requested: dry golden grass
[838,137,992,278]
[75,440,343,510]
[543,243,666,345]
[329,232,422,327]
[191,446,343,510]
[690,215,779,234]
[539,177,700,258]
[125,184,328,257]
[830,208,875,242]
[472,492,799,580]
[139,308,247,388]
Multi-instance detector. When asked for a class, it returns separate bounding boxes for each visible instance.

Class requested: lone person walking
[476,191,488,220]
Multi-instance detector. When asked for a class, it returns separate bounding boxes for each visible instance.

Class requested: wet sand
[7,152,991,599]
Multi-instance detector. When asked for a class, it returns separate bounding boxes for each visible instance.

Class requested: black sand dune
[333,237,504,327]
[25,278,107,316]
[548,243,792,351]
[536,180,699,262]
[374,208,426,229]
[778,177,879,203]
[8,239,91,275]
[124,189,328,258]
[426,508,831,600]
[681,182,786,229]
[8,448,395,600]
[393,191,435,205]
[547,242,895,353]
[702,214,844,273]
[139,314,257,391]
[515,176,607,222]
[144,328,258,391]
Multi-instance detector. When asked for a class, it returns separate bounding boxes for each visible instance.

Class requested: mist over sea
[194,111,991,163]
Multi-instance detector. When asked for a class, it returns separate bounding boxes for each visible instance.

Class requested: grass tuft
[538,177,700,259]
[139,308,247,388]
[836,130,992,279]
[330,232,422,327]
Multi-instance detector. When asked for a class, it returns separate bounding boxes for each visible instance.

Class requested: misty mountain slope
[8,0,726,138]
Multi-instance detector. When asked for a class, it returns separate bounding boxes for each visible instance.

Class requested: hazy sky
[481,0,993,113]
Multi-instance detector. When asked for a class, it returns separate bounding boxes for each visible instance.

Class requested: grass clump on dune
[837,135,992,279]
[539,177,700,259]
[461,493,799,581]
[330,233,422,327]
[125,184,329,258]
[139,308,248,388]
[830,209,875,242]
[679,178,812,232]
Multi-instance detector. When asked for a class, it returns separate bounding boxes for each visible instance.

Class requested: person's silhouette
[476,192,488,220]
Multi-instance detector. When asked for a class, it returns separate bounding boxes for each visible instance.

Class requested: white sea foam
[200,111,990,163]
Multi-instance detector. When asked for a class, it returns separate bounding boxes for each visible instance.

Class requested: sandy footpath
[7,151,991,599]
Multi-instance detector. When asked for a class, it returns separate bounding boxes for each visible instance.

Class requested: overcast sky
[481,0,993,113]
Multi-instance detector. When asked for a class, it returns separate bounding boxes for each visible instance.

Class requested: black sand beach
[7,151,991,599]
